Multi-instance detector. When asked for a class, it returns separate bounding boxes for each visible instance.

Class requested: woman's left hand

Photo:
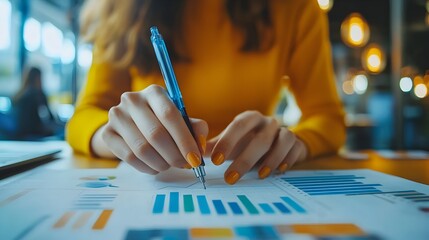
[208,111,308,185]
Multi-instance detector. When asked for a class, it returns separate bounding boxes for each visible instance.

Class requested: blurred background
[0,0,428,151]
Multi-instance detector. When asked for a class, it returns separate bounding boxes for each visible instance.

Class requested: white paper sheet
[0,161,428,240]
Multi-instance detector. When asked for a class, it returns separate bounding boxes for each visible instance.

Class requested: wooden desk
[51,144,429,185]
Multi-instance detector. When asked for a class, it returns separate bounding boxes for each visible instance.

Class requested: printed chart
[0,165,428,240]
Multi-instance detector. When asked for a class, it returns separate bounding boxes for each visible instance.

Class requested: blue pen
[150,27,207,189]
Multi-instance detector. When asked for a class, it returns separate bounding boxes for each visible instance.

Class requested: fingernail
[212,152,225,165]
[278,163,288,173]
[199,135,206,155]
[258,166,271,179]
[183,163,192,169]
[187,152,201,168]
[225,171,240,185]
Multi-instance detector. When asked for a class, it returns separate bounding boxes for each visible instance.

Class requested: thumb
[189,118,209,155]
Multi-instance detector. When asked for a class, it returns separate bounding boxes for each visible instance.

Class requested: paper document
[0,161,428,240]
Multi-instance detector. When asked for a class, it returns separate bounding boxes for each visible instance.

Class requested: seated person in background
[67,0,346,184]
[12,67,56,139]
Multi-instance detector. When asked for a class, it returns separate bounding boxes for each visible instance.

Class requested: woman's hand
[95,85,208,175]
[208,111,308,185]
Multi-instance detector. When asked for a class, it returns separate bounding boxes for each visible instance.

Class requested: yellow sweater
[66,0,345,158]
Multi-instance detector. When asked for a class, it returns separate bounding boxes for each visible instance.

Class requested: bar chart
[281,174,384,195]
[152,191,306,216]
[125,223,367,240]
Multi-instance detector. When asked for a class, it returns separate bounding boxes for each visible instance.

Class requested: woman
[67,0,345,184]
[13,67,55,139]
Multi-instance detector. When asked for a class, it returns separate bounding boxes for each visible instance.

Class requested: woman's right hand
[93,84,208,175]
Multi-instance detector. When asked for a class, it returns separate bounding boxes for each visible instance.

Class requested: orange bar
[190,228,234,238]
[53,211,75,228]
[291,223,365,236]
[92,209,113,230]
[0,190,30,208]
[73,212,93,229]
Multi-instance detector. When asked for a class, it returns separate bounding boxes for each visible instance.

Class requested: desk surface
[49,144,429,185]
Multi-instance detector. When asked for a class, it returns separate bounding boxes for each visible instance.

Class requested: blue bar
[347,190,415,196]
[169,192,179,213]
[298,184,382,191]
[283,175,359,180]
[305,187,378,194]
[273,202,291,214]
[414,199,429,202]
[258,203,275,214]
[235,226,279,240]
[291,182,362,187]
[402,195,427,199]
[311,190,382,196]
[196,195,210,215]
[228,202,243,215]
[286,179,361,184]
[281,197,306,213]
[212,200,227,215]
[153,194,165,214]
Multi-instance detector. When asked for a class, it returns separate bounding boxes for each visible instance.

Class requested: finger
[189,118,209,155]
[258,128,295,178]
[144,85,202,167]
[278,141,301,173]
[224,118,279,185]
[108,106,170,172]
[125,95,189,169]
[211,111,264,166]
[101,128,158,175]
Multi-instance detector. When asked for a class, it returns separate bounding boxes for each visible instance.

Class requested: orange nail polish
[278,163,288,173]
[199,135,207,155]
[258,166,271,179]
[183,163,192,169]
[212,152,225,166]
[186,152,201,168]
[225,171,240,185]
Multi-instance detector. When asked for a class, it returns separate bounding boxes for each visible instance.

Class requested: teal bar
[169,192,179,213]
[153,194,165,214]
[258,203,275,214]
[197,195,210,215]
[281,197,306,213]
[183,195,194,213]
[237,195,259,215]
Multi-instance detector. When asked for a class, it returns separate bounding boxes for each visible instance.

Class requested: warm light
[352,74,368,95]
[341,13,370,48]
[414,75,424,86]
[362,44,386,74]
[61,38,76,64]
[414,84,428,98]
[42,22,63,58]
[78,44,93,68]
[342,80,354,95]
[400,77,413,92]
[0,0,12,50]
[317,0,334,12]
[24,18,41,52]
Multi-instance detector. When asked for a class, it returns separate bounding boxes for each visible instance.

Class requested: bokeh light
[61,38,76,64]
[352,74,368,95]
[362,44,386,74]
[414,84,428,98]
[0,0,12,50]
[342,80,354,95]
[341,13,370,48]
[42,22,63,58]
[399,77,413,92]
[24,18,41,52]
[317,0,334,12]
